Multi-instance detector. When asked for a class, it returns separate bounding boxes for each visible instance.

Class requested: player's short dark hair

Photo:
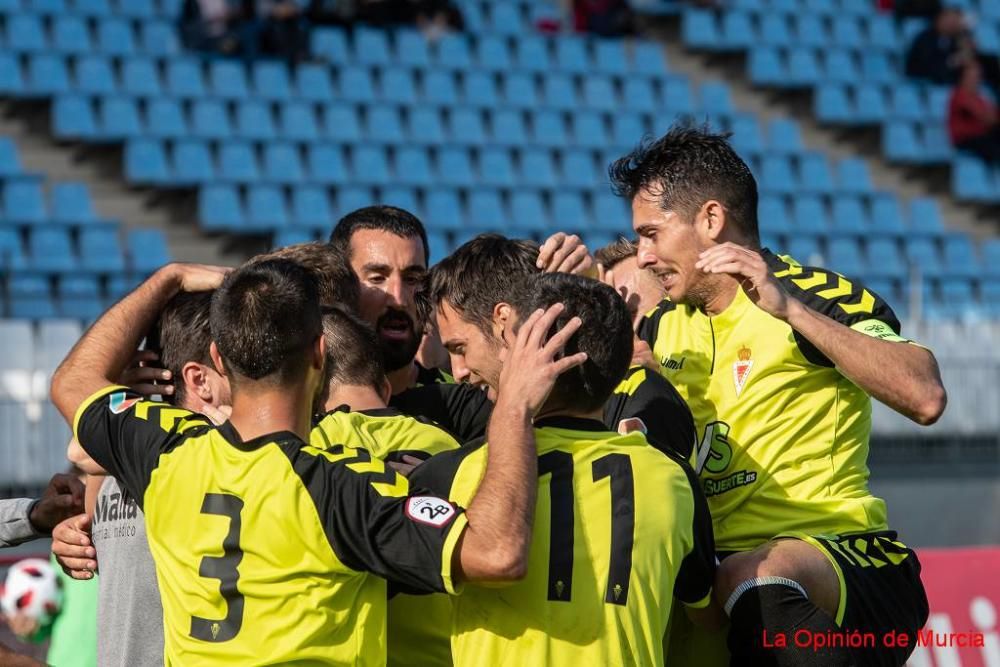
[329,205,430,265]
[320,304,385,399]
[157,290,213,406]
[508,273,632,413]
[609,124,759,244]
[428,233,539,336]
[250,242,360,311]
[594,237,638,270]
[210,259,322,386]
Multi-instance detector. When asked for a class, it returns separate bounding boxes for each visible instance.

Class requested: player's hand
[4,613,39,639]
[199,403,232,426]
[51,514,97,579]
[163,262,231,293]
[695,243,791,320]
[496,303,588,416]
[537,233,597,278]
[119,349,174,398]
[632,338,658,371]
[29,474,84,533]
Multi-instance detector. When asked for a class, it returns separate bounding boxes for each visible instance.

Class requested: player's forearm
[785,300,946,425]
[51,266,182,424]
[458,401,537,583]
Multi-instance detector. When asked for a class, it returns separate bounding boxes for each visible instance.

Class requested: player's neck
[387,362,418,395]
[702,275,741,317]
[228,386,314,443]
[323,384,387,413]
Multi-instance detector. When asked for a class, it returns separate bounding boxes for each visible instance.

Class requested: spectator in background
[892,0,942,22]
[258,0,308,61]
[354,0,415,26]
[571,0,634,37]
[413,0,464,39]
[179,0,257,57]
[905,6,1000,98]
[0,473,83,548]
[949,61,1000,163]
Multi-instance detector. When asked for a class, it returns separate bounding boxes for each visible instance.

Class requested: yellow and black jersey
[74,386,467,666]
[604,365,696,460]
[637,249,911,552]
[415,363,455,387]
[309,404,460,667]
[390,382,493,443]
[411,417,715,666]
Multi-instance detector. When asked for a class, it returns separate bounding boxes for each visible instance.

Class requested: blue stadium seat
[190,99,231,140]
[273,229,315,246]
[97,18,135,56]
[759,14,792,47]
[478,148,516,188]
[236,101,276,140]
[50,182,98,225]
[798,153,834,194]
[218,142,260,183]
[381,67,418,105]
[501,72,538,109]
[889,84,926,122]
[4,179,47,224]
[832,17,863,49]
[937,278,975,315]
[119,140,168,183]
[477,35,511,71]
[209,60,249,99]
[436,147,475,187]
[395,146,434,187]
[792,195,830,233]
[517,148,558,189]
[425,188,464,229]
[866,238,906,278]
[622,78,658,113]
[9,275,57,319]
[382,188,422,215]
[662,78,696,114]
[323,103,362,143]
[903,238,942,277]
[721,11,756,50]
[982,239,1000,278]
[582,76,617,112]
[592,193,629,232]
[682,9,717,49]
[555,37,590,74]
[253,61,292,101]
[748,48,784,86]
[121,58,161,97]
[543,74,579,111]
[831,196,870,234]
[290,186,332,230]
[466,190,506,230]
[141,20,179,56]
[0,138,20,177]
[551,191,592,230]
[560,149,599,189]
[247,185,289,230]
[96,97,143,141]
[571,112,609,150]
[491,109,528,146]
[351,145,391,186]
[171,139,215,185]
[0,53,24,95]
[26,54,71,96]
[826,237,864,275]
[7,15,47,52]
[906,197,944,236]
[78,228,125,272]
[263,143,304,185]
[53,95,97,138]
[462,70,498,108]
[531,110,568,148]
[306,144,348,184]
[165,59,206,98]
[611,113,646,150]
[435,34,472,70]
[0,227,25,270]
[725,114,761,157]
[815,84,852,124]
[633,41,668,77]
[759,155,796,194]
[836,158,874,194]
[788,238,823,264]
[311,28,348,63]
[279,102,320,142]
[146,99,187,139]
[75,0,112,16]
[423,70,459,106]
[30,228,77,272]
[515,36,551,72]
[509,190,550,230]
[448,108,486,145]
[952,157,995,201]
[199,185,245,231]
[119,0,154,19]
[700,81,733,116]
[860,51,896,85]
[396,29,431,68]
[795,14,828,47]
[354,27,391,67]
[866,14,899,51]
[921,124,952,163]
[52,16,92,54]
[487,3,522,35]
[926,86,950,121]
[407,107,445,145]
[942,236,980,277]
[787,49,821,86]
[823,50,860,85]
[869,194,907,236]
[594,40,628,76]
[295,63,334,101]
[74,55,116,95]
[425,232,449,262]
[758,195,792,235]
[854,84,888,124]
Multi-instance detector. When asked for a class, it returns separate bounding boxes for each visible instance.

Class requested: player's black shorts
[800,530,929,667]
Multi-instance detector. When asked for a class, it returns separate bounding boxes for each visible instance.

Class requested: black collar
[321,404,401,419]
[534,416,609,432]
[218,421,303,452]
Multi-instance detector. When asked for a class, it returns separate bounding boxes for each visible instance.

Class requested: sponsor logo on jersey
[405,496,456,527]
[733,346,753,397]
[108,391,140,414]
[661,356,686,371]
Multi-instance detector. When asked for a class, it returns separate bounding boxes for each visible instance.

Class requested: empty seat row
[749,47,898,87]
[751,155,875,195]
[0,318,82,373]
[1,14,177,55]
[313,27,669,77]
[814,83,950,125]
[951,157,1000,203]
[701,0,909,18]
[0,178,109,225]
[882,122,954,164]
[0,226,167,273]
[2,272,152,320]
[198,184,632,234]
[0,0,178,17]
[757,193,947,237]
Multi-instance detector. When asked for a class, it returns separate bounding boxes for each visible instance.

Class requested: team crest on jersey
[405,496,456,527]
[733,346,753,397]
[108,391,140,414]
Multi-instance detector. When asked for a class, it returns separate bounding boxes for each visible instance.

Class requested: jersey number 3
[190,493,245,643]
[539,451,635,606]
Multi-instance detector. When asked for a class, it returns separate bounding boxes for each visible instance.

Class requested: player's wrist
[780,296,808,326]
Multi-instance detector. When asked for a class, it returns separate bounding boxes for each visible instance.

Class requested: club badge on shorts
[733,346,753,397]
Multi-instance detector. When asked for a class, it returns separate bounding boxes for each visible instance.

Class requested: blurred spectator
[571,0,634,37]
[905,7,1000,98]
[258,0,308,60]
[948,62,1000,163]
[307,0,352,26]
[355,0,416,26]
[893,0,942,21]
[414,0,464,39]
[0,473,84,548]
[179,0,257,57]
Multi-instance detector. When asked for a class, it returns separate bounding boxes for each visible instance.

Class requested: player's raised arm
[696,242,947,425]
[452,303,586,584]
[49,263,229,425]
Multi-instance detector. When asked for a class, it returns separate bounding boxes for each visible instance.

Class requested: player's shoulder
[78,386,213,435]
[408,437,486,497]
[636,298,679,345]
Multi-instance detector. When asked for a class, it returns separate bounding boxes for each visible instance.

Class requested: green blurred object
[45,554,97,667]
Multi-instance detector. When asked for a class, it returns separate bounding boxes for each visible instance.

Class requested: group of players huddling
[46,127,946,667]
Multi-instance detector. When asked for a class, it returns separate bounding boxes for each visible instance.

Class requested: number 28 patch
[405,496,456,527]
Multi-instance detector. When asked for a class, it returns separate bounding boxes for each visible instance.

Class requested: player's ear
[699,200,727,242]
[492,302,512,340]
[182,362,210,400]
[209,341,226,376]
[379,377,392,404]
[313,334,326,371]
